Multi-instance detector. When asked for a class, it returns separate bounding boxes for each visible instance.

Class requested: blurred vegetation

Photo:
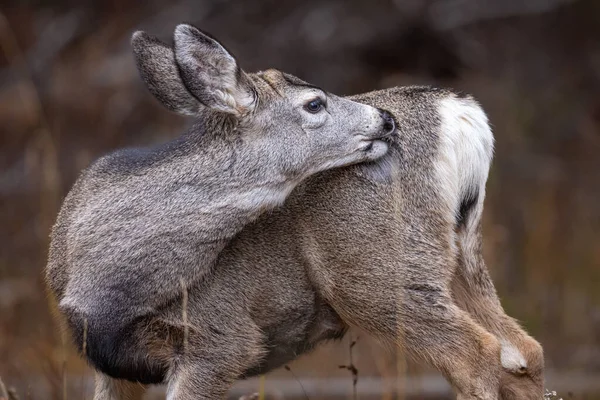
[0,0,599,398]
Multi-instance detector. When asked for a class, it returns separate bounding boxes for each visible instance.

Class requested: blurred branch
[0,12,52,139]
[0,377,17,400]
[0,10,61,231]
[429,0,578,31]
[0,9,87,86]
[0,376,8,400]
[28,10,86,77]
[0,157,31,197]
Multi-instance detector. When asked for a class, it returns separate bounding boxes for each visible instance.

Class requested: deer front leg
[166,362,232,400]
[167,354,261,400]
[165,318,266,400]
[93,373,146,400]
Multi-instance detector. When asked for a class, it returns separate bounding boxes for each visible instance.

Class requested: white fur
[434,94,495,270]
[500,340,528,372]
[435,94,494,223]
[226,183,298,212]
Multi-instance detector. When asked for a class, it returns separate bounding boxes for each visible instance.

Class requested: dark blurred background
[1,0,599,399]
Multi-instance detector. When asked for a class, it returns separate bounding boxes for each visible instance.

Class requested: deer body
[46,26,544,400]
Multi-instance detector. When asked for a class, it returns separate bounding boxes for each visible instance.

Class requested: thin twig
[338,334,359,400]
[62,333,67,400]
[81,318,88,400]
[0,10,61,235]
[283,365,309,400]
[82,318,88,356]
[396,350,407,400]
[258,375,265,400]
[180,278,189,355]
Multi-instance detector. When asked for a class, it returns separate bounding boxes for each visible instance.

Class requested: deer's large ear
[173,24,255,116]
[131,31,200,116]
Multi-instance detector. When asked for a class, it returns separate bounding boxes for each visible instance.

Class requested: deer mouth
[360,132,394,151]
[364,141,374,151]
[359,138,389,154]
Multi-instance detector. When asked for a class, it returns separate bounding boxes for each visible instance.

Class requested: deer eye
[304,98,324,113]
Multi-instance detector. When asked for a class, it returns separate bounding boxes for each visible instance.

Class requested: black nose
[379,109,395,134]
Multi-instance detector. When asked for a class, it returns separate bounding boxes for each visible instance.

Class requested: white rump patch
[434,94,494,225]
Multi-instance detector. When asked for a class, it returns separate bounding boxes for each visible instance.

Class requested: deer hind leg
[435,91,543,398]
[451,157,544,397]
[451,177,544,394]
[93,373,146,400]
[451,253,544,400]
[391,287,502,400]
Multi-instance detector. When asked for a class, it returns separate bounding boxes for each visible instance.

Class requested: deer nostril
[379,110,395,134]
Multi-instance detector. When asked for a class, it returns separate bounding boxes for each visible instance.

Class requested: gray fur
[45,24,393,385]
[131,31,199,115]
[174,25,255,115]
[46,29,544,400]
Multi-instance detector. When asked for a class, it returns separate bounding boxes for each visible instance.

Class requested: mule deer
[46,26,544,400]
[45,24,394,390]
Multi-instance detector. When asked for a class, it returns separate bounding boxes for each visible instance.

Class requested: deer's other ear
[131,31,200,116]
[173,24,255,116]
